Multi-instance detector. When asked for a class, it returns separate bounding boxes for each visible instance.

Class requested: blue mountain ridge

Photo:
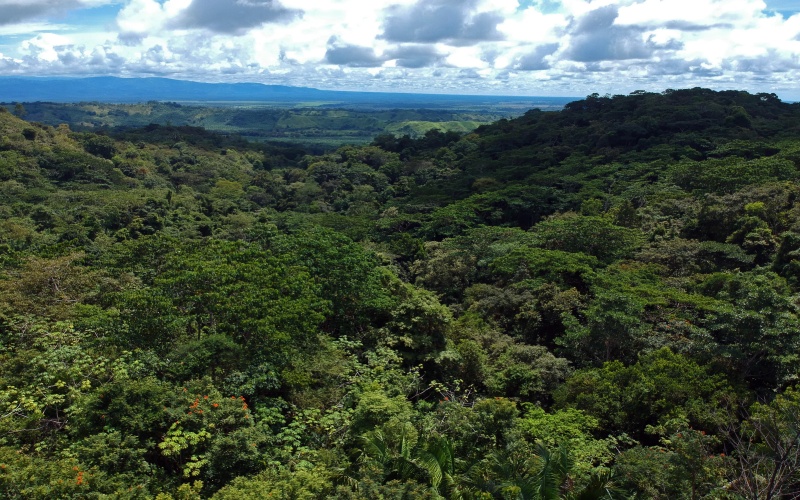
[0,76,575,109]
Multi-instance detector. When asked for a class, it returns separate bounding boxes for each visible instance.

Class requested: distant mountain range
[0,76,574,110]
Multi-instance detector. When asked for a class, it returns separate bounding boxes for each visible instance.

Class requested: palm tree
[466,442,625,500]
[415,435,463,499]
[359,424,419,483]
[567,471,625,500]
[359,425,465,499]
[500,443,572,500]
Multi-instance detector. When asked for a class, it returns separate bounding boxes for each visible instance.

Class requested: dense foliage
[3,88,800,498]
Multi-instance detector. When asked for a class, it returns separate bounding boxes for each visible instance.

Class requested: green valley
[4,101,536,151]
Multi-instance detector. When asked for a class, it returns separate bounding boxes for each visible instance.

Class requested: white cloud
[616,0,767,27]
[0,0,799,98]
[446,46,490,69]
[498,8,568,44]
[116,0,190,42]
[19,33,70,62]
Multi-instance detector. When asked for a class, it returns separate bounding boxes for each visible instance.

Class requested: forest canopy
[2,88,800,498]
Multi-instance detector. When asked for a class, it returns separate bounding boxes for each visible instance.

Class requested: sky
[0,0,800,99]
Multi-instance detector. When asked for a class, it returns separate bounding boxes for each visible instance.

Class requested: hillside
[2,88,800,498]
[6,101,506,150]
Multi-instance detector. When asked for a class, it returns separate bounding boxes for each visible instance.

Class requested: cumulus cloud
[115,0,172,45]
[168,0,301,35]
[387,44,445,68]
[323,41,448,70]
[381,0,505,45]
[0,1,72,25]
[0,55,23,72]
[645,57,726,77]
[726,49,800,73]
[117,31,146,46]
[114,0,302,44]
[3,0,800,99]
[616,0,766,28]
[12,33,127,74]
[325,37,384,67]
[563,5,654,62]
[19,32,69,62]
[498,6,568,44]
[513,43,560,70]
[0,0,115,25]
[457,68,483,79]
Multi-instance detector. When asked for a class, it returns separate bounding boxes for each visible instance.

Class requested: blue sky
[1,0,800,99]
[765,0,800,17]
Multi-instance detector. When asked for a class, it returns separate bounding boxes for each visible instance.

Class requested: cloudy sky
[0,0,799,98]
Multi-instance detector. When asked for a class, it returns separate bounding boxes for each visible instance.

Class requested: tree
[377,276,451,365]
[554,348,735,439]
[115,239,328,375]
[696,269,800,389]
[262,225,393,340]
[530,213,643,264]
[727,387,800,499]
[512,406,615,483]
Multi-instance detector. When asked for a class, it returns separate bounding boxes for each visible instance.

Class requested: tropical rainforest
[2,88,800,498]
